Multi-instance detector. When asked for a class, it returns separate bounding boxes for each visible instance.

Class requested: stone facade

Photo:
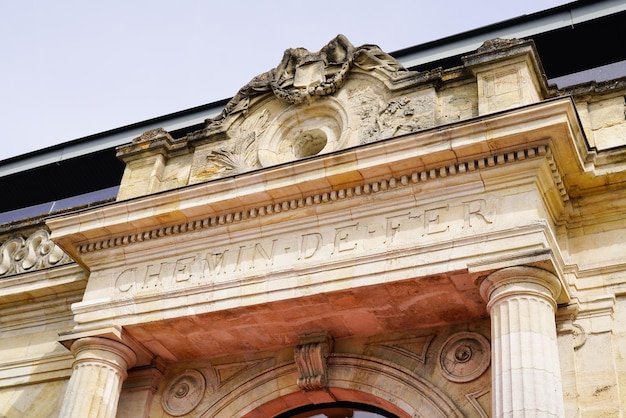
[2,31,626,418]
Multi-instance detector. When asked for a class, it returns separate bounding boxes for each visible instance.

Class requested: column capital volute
[70,336,137,373]
[479,265,562,311]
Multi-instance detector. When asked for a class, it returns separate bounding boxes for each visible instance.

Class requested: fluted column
[479,266,565,418]
[59,337,137,418]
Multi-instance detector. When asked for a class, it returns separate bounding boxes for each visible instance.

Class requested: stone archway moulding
[197,354,464,418]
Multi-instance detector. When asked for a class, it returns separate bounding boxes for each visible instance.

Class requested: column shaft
[481,266,565,418]
[59,337,137,418]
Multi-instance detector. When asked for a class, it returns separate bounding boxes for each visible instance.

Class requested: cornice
[72,143,554,260]
[0,290,80,331]
[0,263,86,304]
[0,351,74,388]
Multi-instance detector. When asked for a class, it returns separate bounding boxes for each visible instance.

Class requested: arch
[199,354,463,418]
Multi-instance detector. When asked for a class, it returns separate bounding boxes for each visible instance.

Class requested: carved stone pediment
[114,36,567,213]
[182,35,435,186]
[115,35,438,199]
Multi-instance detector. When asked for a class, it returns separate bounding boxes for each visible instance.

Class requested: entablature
[45,97,594,361]
[40,35,626,364]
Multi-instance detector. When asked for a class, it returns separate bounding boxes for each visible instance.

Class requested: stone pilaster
[479,266,565,418]
[59,337,137,418]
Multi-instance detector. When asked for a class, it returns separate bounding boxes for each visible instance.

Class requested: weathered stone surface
[0,380,67,418]
[4,32,626,418]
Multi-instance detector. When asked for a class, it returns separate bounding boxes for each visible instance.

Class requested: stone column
[59,337,137,418]
[479,266,565,418]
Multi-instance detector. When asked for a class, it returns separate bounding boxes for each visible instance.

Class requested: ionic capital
[70,336,137,379]
[479,266,562,312]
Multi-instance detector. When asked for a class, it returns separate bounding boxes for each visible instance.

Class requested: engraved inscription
[112,199,494,295]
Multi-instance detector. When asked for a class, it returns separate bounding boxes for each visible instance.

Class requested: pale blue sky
[0,1,571,161]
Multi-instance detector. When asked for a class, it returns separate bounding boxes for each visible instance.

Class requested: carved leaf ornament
[205,109,270,175]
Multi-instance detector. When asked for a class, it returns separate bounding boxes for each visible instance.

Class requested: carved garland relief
[207,34,410,127]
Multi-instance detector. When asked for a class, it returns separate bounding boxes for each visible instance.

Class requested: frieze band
[112,198,494,295]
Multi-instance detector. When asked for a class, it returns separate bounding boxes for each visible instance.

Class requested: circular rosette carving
[162,369,206,416]
[439,332,490,383]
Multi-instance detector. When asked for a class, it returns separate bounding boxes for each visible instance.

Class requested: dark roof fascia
[0,98,229,178]
[391,0,626,69]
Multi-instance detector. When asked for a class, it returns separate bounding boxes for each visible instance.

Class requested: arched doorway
[200,354,464,417]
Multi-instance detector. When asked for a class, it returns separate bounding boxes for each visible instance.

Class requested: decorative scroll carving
[570,323,587,349]
[209,34,410,127]
[557,314,588,350]
[294,333,333,391]
[205,109,269,177]
[0,229,71,277]
[161,369,206,416]
[439,332,490,383]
